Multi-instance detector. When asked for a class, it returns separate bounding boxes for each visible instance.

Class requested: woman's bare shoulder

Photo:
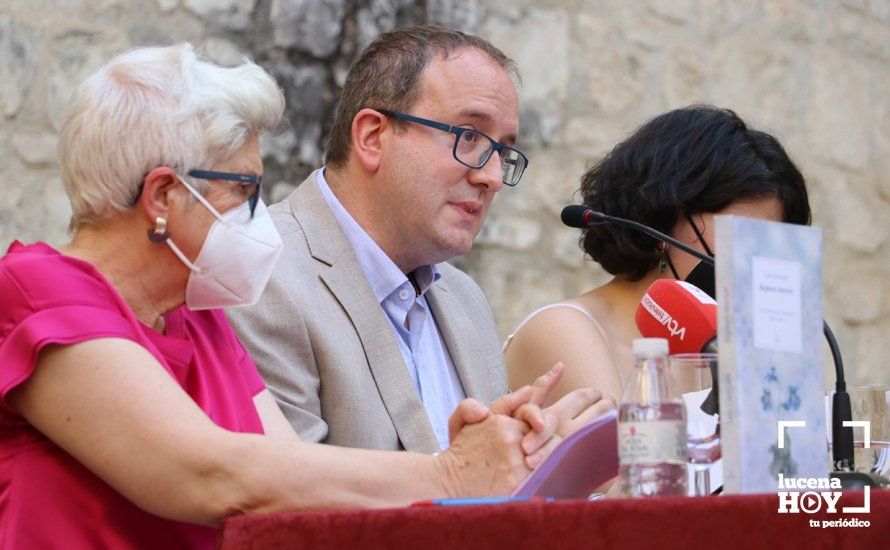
[505,294,624,401]
[505,295,616,365]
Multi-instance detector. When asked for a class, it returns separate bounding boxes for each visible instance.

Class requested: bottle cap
[633,338,669,359]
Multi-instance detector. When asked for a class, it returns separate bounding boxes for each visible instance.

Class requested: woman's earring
[148,216,169,243]
[658,242,669,273]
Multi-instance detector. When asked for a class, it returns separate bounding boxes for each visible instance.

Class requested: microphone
[560,205,714,267]
[635,279,719,416]
[564,203,855,475]
[635,279,718,355]
[561,204,606,228]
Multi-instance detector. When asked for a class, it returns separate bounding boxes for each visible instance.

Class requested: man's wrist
[430,448,461,499]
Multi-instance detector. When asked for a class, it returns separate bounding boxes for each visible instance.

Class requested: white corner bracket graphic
[843,420,871,448]
[777,420,807,449]
[843,486,871,514]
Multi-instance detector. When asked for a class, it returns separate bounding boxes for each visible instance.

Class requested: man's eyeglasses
[133,170,263,219]
[187,170,262,219]
[377,109,529,187]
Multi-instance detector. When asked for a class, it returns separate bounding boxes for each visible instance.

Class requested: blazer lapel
[426,281,502,405]
[291,173,440,454]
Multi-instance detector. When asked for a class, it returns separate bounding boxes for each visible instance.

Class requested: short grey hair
[58,43,284,230]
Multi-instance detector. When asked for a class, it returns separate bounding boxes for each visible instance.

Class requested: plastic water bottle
[618,338,688,497]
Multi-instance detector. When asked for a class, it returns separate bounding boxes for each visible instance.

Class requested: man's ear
[349,108,389,173]
[138,167,181,224]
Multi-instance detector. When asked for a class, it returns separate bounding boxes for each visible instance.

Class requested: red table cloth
[221,490,888,549]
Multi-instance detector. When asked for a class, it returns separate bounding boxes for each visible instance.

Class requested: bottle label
[619,420,687,464]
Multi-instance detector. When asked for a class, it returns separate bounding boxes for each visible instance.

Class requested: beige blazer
[228,171,508,454]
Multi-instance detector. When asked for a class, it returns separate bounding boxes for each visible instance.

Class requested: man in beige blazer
[230,26,612,458]
[230,171,507,454]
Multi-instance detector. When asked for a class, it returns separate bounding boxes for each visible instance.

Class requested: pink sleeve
[0,266,141,419]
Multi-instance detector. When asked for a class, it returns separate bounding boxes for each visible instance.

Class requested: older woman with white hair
[0,44,558,548]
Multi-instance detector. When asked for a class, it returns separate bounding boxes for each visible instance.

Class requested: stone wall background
[1,0,887,387]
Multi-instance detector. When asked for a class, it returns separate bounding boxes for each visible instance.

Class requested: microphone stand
[582,209,886,487]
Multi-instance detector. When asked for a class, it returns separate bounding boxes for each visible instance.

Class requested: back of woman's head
[58,43,285,231]
[580,105,811,280]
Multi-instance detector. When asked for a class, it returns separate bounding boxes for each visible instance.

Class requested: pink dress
[0,242,267,549]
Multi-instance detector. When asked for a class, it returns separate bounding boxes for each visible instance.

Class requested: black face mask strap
[686,212,714,257]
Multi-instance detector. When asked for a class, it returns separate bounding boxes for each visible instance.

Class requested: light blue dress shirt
[316,170,466,450]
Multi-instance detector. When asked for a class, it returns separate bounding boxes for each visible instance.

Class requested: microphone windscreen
[635,279,718,355]
[561,205,591,228]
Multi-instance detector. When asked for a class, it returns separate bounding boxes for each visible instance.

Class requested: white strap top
[502,303,596,353]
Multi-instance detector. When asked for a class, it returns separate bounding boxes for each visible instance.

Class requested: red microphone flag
[635,280,718,355]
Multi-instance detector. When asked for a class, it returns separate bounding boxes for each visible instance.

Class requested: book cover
[715,215,826,493]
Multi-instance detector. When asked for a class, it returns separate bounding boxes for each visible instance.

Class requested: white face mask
[165,175,283,310]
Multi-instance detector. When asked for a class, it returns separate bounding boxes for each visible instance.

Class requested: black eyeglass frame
[132,169,263,218]
[377,109,529,187]
[186,170,262,219]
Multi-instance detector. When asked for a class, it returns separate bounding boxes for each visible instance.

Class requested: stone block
[12,133,58,166]
[184,0,256,30]
[562,115,632,162]
[824,175,886,253]
[269,181,298,204]
[707,37,802,133]
[40,177,72,243]
[294,123,323,165]
[764,0,819,42]
[276,63,332,120]
[836,271,886,325]
[354,0,397,53]
[46,30,128,130]
[873,72,890,193]
[271,61,331,167]
[465,248,569,338]
[645,0,695,25]
[482,7,570,108]
[660,45,705,108]
[524,148,588,217]
[475,214,541,251]
[518,106,562,149]
[201,37,245,67]
[868,0,890,21]
[586,49,647,116]
[574,11,613,52]
[428,0,481,31]
[619,8,668,51]
[863,19,890,60]
[698,0,760,38]
[156,0,179,13]
[552,225,586,269]
[850,322,890,385]
[0,17,39,118]
[261,128,298,166]
[805,49,870,172]
[270,0,343,58]
[840,0,868,13]
[0,179,24,211]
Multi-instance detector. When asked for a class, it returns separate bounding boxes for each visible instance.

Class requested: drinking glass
[829,385,890,476]
[669,353,721,496]
[853,385,889,476]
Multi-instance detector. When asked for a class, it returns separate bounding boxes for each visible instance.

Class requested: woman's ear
[138,167,182,223]
[349,108,389,172]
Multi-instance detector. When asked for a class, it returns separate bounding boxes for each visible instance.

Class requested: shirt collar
[316,169,440,304]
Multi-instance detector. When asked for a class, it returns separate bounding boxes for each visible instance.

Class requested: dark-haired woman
[504,106,811,403]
